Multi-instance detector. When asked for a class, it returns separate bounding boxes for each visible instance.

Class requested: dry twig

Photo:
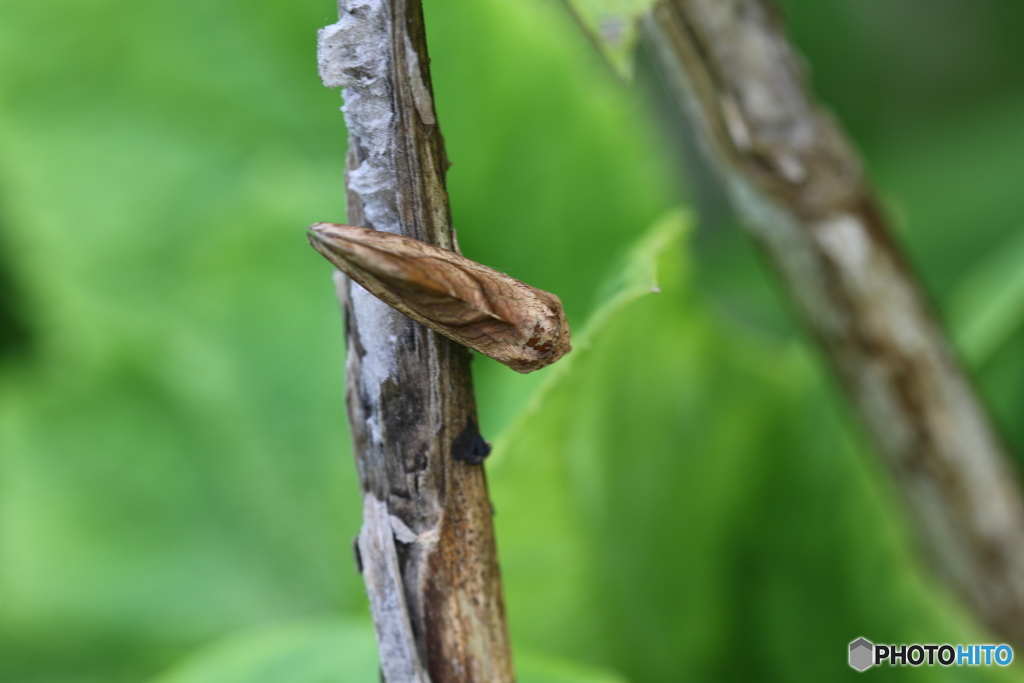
[317,1,514,679]
[640,0,1024,643]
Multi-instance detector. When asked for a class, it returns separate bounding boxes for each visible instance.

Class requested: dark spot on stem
[451,415,491,464]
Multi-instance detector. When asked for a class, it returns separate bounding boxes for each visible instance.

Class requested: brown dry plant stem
[316,1,514,680]
[641,0,1024,644]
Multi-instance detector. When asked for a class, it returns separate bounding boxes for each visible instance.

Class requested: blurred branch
[637,0,1024,643]
[317,1,513,681]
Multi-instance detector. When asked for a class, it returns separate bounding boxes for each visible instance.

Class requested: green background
[2,0,1024,681]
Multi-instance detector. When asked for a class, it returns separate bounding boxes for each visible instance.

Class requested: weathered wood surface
[317,1,514,679]
[643,0,1024,644]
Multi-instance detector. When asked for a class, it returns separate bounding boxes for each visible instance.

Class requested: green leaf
[488,217,1020,681]
[148,619,378,683]
[561,0,657,79]
[147,617,627,683]
[951,225,1024,366]
[489,210,689,468]
[517,650,628,683]
[586,210,689,336]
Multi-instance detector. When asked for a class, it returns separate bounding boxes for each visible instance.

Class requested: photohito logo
[849,638,1013,671]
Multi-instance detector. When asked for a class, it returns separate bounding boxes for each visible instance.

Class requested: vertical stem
[641,0,1024,644]
[317,1,514,680]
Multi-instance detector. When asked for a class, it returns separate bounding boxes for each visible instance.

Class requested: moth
[308,223,571,373]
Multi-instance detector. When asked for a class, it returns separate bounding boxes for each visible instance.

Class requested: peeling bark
[642,0,1024,644]
[317,1,514,680]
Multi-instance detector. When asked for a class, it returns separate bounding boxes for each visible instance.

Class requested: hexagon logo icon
[849,638,874,672]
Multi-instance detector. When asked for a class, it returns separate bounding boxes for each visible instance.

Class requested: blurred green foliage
[0,0,1023,681]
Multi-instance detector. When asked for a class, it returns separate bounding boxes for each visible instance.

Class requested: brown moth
[308,223,571,373]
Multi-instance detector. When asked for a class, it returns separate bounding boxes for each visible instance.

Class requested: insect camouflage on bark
[308,223,572,373]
